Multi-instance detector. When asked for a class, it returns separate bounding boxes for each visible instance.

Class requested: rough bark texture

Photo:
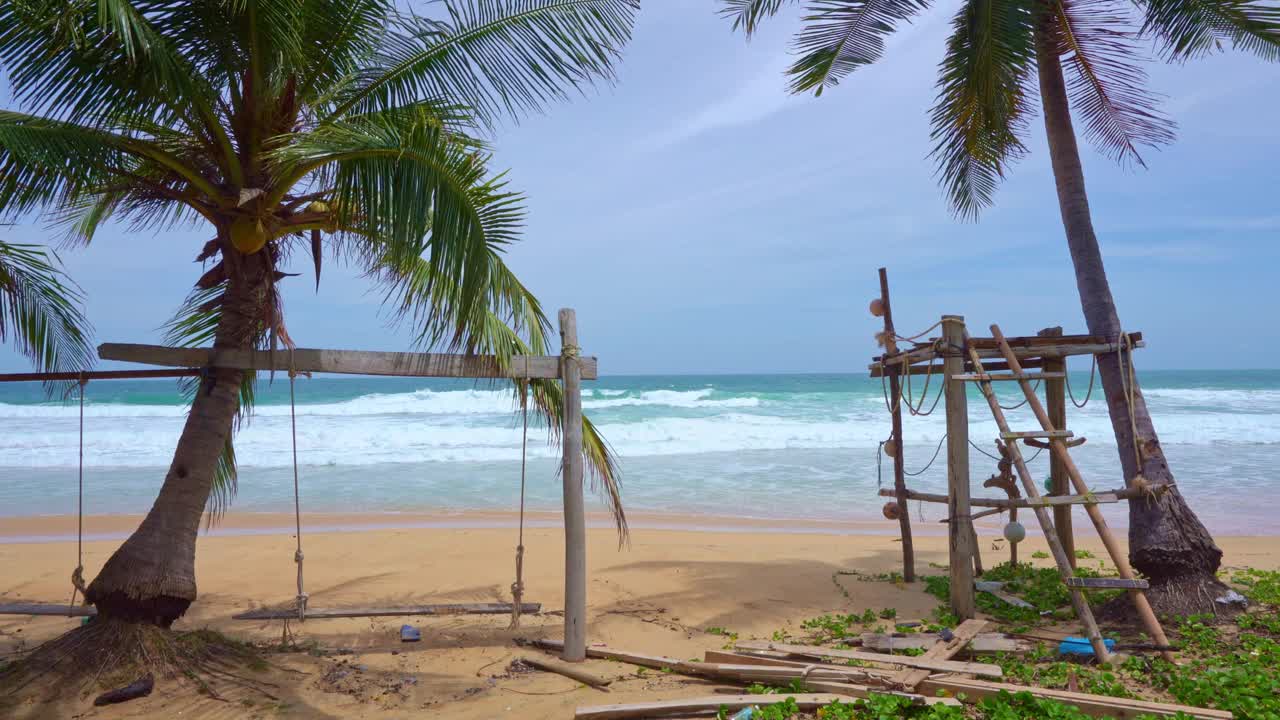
[1034,22,1225,612]
[85,248,270,625]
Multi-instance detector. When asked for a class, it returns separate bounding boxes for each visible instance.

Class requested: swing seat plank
[232,602,540,620]
[0,603,97,617]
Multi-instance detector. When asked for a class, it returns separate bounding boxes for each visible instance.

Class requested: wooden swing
[230,361,541,622]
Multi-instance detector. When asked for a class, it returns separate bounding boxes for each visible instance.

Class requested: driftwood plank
[99,343,598,380]
[576,694,847,720]
[518,656,611,689]
[233,602,540,620]
[734,640,1001,678]
[917,676,1232,720]
[859,632,1024,654]
[889,619,989,692]
[0,603,97,617]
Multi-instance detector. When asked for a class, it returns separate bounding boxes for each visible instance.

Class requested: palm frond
[788,0,932,96]
[1050,0,1176,166]
[719,0,796,34]
[327,0,638,125]
[928,0,1038,218]
[0,109,220,218]
[1137,0,1280,60]
[0,0,238,178]
[272,106,523,331]
[0,241,95,380]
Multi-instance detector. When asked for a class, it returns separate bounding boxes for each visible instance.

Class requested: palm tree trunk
[1033,22,1224,610]
[85,250,270,625]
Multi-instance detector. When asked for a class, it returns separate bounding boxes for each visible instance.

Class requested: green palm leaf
[929,0,1037,218]
[1051,0,1176,166]
[787,0,932,96]
[720,0,795,34]
[328,0,638,125]
[1137,0,1280,60]
[0,240,95,379]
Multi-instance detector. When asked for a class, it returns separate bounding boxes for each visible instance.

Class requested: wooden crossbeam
[99,343,597,380]
[1002,430,1074,440]
[878,488,1118,509]
[869,333,1143,373]
[0,369,203,383]
[953,372,1065,381]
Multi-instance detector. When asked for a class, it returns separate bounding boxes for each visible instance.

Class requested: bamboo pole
[1043,354,1075,567]
[942,316,975,618]
[559,309,587,662]
[878,268,914,582]
[962,329,1113,664]
[990,324,1174,663]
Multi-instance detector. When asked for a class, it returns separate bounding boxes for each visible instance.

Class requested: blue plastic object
[399,624,421,642]
[1058,636,1116,657]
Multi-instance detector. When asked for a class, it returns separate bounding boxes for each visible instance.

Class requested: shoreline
[3,508,1277,544]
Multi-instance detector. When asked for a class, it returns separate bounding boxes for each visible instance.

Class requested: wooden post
[559,309,587,662]
[942,315,975,619]
[877,268,915,582]
[1040,338,1074,567]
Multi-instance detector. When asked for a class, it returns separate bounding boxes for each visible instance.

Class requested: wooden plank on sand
[98,343,598,380]
[917,676,1232,720]
[232,602,540,620]
[576,694,847,720]
[0,603,96,617]
[734,639,1001,677]
[859,632,1024,654]
[889,618,989,692]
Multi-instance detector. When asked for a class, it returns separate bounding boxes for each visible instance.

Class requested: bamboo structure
[865,273,1171,662]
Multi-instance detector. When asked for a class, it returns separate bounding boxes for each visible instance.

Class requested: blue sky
[2,2,1277,374]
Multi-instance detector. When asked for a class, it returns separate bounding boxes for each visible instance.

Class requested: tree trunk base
[0,618,278,716]
[1098,573,1237,622]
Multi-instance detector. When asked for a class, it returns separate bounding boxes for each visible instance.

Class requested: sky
[2,1,1278,375]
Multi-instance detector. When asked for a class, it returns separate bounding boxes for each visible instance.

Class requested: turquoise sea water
[0,370,1276,533]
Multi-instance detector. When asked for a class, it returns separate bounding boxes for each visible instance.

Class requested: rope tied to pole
[510,381,530,629]
[287,350,308,622]
[68,373,88,615]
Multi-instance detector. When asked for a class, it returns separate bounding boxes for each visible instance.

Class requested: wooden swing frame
[0,308,598,663]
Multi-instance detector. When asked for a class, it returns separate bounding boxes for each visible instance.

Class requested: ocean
[0,371,1276,534]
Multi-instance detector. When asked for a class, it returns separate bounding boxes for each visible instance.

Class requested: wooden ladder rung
[1001,430,1073,440]
[1026,493,1118,507]
[952,372,1065,382]
[1064,577,1150,590]
[1024,436,1085,449]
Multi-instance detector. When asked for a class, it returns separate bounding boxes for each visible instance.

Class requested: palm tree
[721,0,1278,610]
[0,239,94,379]
[0,0,637,625]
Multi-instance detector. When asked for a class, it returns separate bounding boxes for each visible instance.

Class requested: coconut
[229,216,268,255]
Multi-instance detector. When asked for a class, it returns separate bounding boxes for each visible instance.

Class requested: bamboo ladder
[958,324,1174,664]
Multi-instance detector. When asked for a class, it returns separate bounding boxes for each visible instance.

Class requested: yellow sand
[2,514,1276,719]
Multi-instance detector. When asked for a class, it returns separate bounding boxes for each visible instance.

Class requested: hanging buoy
[883,438,898,458]
[870,298,885,317]
[1044,476,1054,494]
[1003,521,1026,544]
[882,501,901,520]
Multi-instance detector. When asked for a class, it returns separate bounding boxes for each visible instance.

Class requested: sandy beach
[3,515,1278,719]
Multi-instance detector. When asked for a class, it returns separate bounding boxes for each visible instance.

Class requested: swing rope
[288,352,308,622]
[510,379,530,629]
[68,374,88,615]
